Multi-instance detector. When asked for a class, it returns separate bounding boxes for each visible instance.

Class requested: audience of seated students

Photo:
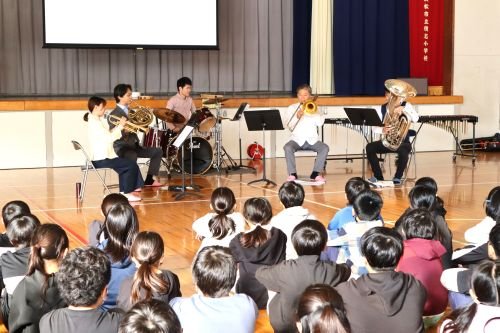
[1,201,30,248]
[39,247,122,333]
[336,227,426,333]
[91,202,139,310]
[117,231,181,311]
[119,299,182,333]
[327,177,370,232]
[256,219,351,333]
[0,214,41,324]
[440,260,500,333]
[170,246,258,333]
[229,197,287,309]
[192,187,245,250]
[441,223,500,310]
[9,224,69,333]
[396,209,448,323]
[464,186,500,245]
[88,193,129,247]
[325,189,383,275]
[296,284,351,333]
[270,182,316,260]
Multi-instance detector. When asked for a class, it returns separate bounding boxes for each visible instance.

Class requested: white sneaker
[122,192,142,202]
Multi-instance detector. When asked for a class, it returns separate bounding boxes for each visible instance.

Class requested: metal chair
[379,129,417,183]
[71,140,112,201]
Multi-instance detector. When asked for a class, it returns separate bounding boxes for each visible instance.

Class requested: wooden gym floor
[0,151,498,333]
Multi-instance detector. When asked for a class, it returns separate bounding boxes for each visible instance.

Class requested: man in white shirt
[283,84,329,183]
[166,77,196,133]
[366,87,419,185]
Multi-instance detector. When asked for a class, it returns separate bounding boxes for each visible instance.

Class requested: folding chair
[71,140,112,201]
[379,129,417,183]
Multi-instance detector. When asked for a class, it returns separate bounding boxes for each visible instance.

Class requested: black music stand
[244,109,284,186]
[231,103,256,172]
[343,108,383,180]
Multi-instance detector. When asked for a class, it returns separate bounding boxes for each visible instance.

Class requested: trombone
[107,114,150,134]
[286,96,319,132]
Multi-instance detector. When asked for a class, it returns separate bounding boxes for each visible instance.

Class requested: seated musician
[366,86,419,185]
[84,96,143,202]
[108,84,163,187]
[166,77,196,133]
[284,84,329,183]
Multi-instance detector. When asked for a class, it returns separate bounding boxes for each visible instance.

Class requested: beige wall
[454,0,500,137]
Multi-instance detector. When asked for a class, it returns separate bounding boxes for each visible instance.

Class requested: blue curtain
[291,0,313,92]
[333,0,409,96]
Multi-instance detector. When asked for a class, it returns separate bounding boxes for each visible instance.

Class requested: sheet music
[173,125,195,148]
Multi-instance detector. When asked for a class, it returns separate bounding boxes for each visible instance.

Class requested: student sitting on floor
[396,209,448,325]
[117,231,181,311]
[336,227,426,333]
[170,246,258,333]
[327,177,370,232]
[414,176,447,217]
[119,299,182,333]
[0,214,41,325]
[464,186,500,245]
[192,187,245,251]
[256,219,350,333]
[88,193,129,247]
[9,224,69,333]
[0,201,30,248]
[270,181,316,259]
[39,247,122,333]
[229,197,287,309]
[325,189,383,275]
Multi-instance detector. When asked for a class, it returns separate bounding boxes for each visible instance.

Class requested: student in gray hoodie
[336,227,426,333]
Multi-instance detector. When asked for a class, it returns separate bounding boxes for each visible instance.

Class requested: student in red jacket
[396,209,448,321]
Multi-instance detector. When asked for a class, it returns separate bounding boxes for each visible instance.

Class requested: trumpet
[286,96,319,132]
[108,114,150,134]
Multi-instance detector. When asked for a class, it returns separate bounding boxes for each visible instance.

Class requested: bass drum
[177,137,214,174]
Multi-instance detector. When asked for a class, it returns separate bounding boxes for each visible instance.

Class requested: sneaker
[123,193,142,202]
[313,175,326,183]
[286,175,297,182]
[367,177,378,184]
[392,178,402,186]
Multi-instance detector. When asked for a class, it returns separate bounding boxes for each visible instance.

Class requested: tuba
[287,96,319,132]
[381,79,417,151]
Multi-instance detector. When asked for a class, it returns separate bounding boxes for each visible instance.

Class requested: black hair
[279,181,305,208]
[240,197,272,248]
[208,187,237,240]
[409,185,437,211]
[114,83,133,103]
[485,186,500,220]
[192,246,236,298]
[344,177,370,205]
[352,190,383,221]
[102,203,139,262]
[415,177,447,216]
[292,220,328,256]
[296,84,312,94]
[96,194,130,243]
[297,284,351,333]
[441,261,500,333]
[119,299,182,333]
[176,77,192,91]
[2,200,30,228]
[56,247,111,307]
[27,224,69,300]
[85,96,107,121]
[360,227,403,271]
[489,223,500,258]
[6,214,41,247]
[401,208,436,240]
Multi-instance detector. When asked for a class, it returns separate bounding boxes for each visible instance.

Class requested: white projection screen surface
[43,0,218,49]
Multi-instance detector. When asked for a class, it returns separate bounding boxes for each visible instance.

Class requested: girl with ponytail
[297,284,351,333]
[440,260,500,333]
[229,197,286,309]
[192,187,245,250]
[117,231,181,311]
[9,224,69,333]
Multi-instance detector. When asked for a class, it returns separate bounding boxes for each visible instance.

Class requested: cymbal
[202,98,228,105]
[200,94,225,99]
[153,108,186,124]
[202,103,225,109]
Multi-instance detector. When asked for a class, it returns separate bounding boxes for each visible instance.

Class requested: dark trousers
[117,146,163,176]
[92,158,144,193]
[366,140,411,180]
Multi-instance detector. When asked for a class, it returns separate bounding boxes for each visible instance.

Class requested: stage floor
[0,151,498,332]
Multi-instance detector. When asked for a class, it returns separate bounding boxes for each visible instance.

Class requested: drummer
[166,77,196,133]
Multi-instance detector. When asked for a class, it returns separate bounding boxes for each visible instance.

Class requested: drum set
[142,95,235,176]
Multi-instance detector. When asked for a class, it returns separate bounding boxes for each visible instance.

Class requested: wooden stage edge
[0,95,463,111]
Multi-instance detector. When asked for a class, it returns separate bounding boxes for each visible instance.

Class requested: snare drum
[194,108,216,132]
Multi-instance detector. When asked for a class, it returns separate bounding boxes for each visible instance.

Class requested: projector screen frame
[41,0,219,50]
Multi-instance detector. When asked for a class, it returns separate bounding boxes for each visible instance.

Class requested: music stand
[230,103,256,172]
[244,109,284,186]
[343,108,383,180]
